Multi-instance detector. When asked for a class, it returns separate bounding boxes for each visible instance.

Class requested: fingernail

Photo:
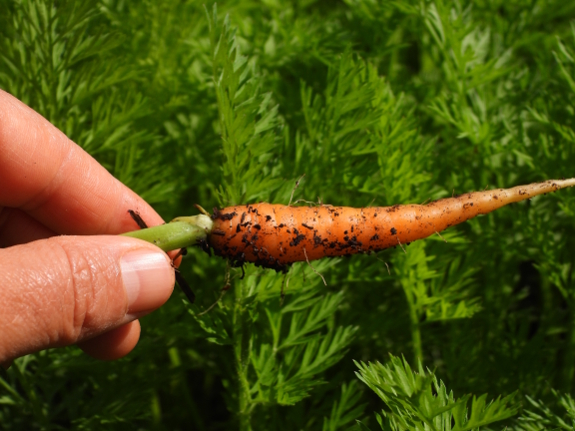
[121,250,174,314]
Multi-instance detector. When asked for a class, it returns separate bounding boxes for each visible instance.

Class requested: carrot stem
[403,286,423,363]
[120,215,213,251]
[562,310,575,393]
[234,296,254,431]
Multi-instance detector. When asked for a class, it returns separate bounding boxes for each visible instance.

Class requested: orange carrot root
[208,179,575,271]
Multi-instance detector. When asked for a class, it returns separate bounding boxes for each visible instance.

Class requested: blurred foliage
[2,0,575,429]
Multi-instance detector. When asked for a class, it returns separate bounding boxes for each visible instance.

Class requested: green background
[2,0,575,429]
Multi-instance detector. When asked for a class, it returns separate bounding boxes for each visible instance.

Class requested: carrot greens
[2,1,575,430]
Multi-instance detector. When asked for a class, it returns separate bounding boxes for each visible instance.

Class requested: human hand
[0,90,175,367]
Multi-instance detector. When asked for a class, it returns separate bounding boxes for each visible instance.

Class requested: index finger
[0,90,164,235]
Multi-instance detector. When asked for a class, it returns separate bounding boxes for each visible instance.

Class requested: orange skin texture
[208,179,574,271]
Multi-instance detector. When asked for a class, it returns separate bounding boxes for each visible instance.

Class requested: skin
[0,90,176,366]
[209,179,575,271]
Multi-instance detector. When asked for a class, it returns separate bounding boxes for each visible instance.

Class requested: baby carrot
[208,178,575,272]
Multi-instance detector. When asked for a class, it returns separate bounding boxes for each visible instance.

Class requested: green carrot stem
[121,215,213,252]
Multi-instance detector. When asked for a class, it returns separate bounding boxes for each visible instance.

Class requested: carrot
[207,178,575,272]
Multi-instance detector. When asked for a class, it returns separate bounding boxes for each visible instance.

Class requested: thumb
[0,235,174,363]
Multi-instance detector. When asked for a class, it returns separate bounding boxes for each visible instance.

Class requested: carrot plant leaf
[249,262,357,406]
[516,391,575,430]
[355,355,520,431]
[322,381,367,431]
[205,4,284,206]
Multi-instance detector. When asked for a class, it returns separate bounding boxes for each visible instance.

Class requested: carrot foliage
[2,0,575,430]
